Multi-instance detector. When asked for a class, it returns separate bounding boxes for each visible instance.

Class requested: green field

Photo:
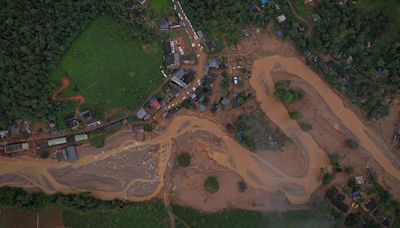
[63,202,169,228]
[62,201,336,228]
[148,0,172,19]
[51,16,164,115]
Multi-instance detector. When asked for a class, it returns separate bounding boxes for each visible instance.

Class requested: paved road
[155,0,207,117]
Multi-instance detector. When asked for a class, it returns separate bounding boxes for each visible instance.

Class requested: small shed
[150,97,161,110]
[199,104,207,113]
[209,58,219,68]
[276,15,287,24]
[220,97,230,106]
[136,108,148,119]
[47,137,67,147]
[5,143,29,154]
[160,18,169,30]
[74,134,88,142]
[276,30,284,38]
[65,146,78,162]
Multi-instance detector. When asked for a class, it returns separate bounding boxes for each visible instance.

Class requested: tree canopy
[0,0,156,128]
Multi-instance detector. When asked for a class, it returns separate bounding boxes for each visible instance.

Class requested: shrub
[299,122,312,132]
[322,172,333,185]
[39,151,49,159]
[177,152,191,167]
[289,111,302,120]
[344,167,353,175]
[89,132,105,148]
[203,176,219,193]
[345,138,358,149]
[329,154,341,168]
[237,181,247,192]
[144,123,153,132]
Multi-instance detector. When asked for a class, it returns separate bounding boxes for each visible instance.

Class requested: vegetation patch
[181,0,269,45]
[299,122,312,132]
[177,152,191,167]
[203,176,219,193]
[64,202,168,228]
[147,0,171,20]
[51,16,164,114]
[172,201,336,228]
[345,138,359,149]
[289,111,302,120]
[226,112,286,151]
[274,80,303,104]
[89,132,105,148]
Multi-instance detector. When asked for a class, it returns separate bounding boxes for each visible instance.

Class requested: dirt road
[287,0,313,38]
[51,76,85,105]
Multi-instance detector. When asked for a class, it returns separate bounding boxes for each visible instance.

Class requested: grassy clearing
[291,0,314,21]
[51,16,163,114]
[148,0,171,19]
[63,202,168,228]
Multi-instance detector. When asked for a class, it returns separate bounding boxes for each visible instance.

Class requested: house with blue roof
[209,58,219,68]
[260,0,269,6]
[65,146,78,162]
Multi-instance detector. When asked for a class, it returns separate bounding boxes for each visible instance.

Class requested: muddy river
[0,55,398,205]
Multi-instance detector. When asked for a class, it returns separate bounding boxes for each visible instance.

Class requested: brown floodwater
[0,55,397,205]
[252,55,400,180]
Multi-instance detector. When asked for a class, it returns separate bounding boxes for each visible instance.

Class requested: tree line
[181,0,269,44]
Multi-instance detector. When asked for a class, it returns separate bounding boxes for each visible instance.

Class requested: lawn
[148,0,172,19]
[63,202,169,228]
[51,16,164,115]
[62,201,336,228]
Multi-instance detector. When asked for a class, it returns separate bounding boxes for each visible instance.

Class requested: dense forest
[181,0,269,44]
[310,1,400,118]
[0,0,155,128]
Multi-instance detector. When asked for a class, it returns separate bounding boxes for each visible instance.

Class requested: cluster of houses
[163,38,196,71]
[326,175,394,227]
[1,132,89,161]
[196,31,218,52]
[0,119,31,140]
[160,15,181,31]
[64,109,102,131]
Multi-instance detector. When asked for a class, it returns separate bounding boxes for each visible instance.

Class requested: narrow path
[164,190,175,228]
[287,0,313,38]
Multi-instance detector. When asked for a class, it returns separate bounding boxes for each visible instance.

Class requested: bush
[177,152,191,167]
[344,167,353,175]
[345,138,358,149]
[89,132,105,148]
[203,176,219,193]
[322,172,333,185]
[299,122,312,132]
[144,123,153,132]
[329,154,341,168]
[237,181,247,192]
[289,111,302,120]
[39,151,49,159]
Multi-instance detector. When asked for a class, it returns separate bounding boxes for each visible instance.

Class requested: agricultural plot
[51,16,164,115]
